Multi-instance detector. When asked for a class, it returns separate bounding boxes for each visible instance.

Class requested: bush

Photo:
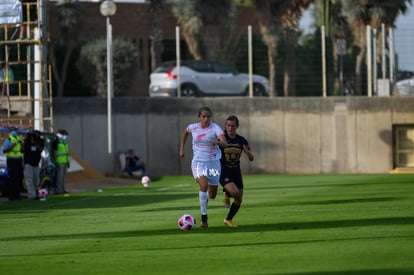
[77,38,139,97]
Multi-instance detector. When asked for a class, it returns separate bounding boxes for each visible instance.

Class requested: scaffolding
[0,0,53,132]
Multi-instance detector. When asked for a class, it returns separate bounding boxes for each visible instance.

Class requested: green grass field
[1,174,413,274]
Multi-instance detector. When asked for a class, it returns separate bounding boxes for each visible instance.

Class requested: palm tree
[253,0,314,97]
[172,0,235,60]
[342,0,412,95]
[314,0,350,95]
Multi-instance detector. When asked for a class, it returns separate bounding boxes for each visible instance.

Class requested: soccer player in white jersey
[179,107,227,228]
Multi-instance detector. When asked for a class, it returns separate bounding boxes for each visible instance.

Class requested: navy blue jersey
[220,133,250,188]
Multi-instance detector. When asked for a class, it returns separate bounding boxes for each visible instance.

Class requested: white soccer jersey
[187,122,224,161]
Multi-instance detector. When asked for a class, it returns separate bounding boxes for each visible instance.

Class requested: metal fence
[166,24,414,98]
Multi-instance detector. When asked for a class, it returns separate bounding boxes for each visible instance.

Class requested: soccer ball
[178,214,196,231]
[38,188,48,201]
[141,176,151,187]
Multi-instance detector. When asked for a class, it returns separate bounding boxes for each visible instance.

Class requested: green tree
[253,0,314,97]
[77,38,139,97]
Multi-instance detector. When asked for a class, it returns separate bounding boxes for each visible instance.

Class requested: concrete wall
[53,97,414,176]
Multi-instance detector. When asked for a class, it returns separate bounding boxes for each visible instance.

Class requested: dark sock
[226,203,240,220]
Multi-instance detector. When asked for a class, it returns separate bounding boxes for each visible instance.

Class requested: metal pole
[367,25,372,97]
[372,28,377,96]
[176,26,181,98]
[339,54,343,95]
[248,25,253,98]
[389,28,395,83]
[321,26,327,97]
[107,17,112,154]
[381,23,386,80]
[34,28,41,130]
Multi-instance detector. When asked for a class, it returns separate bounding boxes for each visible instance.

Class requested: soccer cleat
[200,221,209,228]
[223,193,230,208]
[201,214,208,228]
[224,219,238,228]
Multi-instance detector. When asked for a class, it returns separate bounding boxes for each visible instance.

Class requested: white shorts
[191,160,221,186]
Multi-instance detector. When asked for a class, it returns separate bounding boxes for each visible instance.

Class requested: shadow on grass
[1,216,413,242]
[0,192,197,212]
[250,174,414,192]
[291,197,399,206]
[288,269,414,275]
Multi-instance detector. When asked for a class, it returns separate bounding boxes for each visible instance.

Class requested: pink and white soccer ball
[38,188,48,201]
[141,176,151,187]
[178,214,196,231]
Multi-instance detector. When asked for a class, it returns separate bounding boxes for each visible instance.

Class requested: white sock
[199,191,208,215]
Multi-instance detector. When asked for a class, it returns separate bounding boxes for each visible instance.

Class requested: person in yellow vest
[2,127,24,201]
[52,129,70,195]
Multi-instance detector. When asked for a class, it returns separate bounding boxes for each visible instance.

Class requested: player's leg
[208,185,218,199]
[192,160,209,227]
[196,176,209,227]
[223,188,231,208]
[223,182,240,202]
[224,183,243,228]
[206,159,220,199]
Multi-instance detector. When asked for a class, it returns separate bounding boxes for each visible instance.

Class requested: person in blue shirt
[124,149,147,177]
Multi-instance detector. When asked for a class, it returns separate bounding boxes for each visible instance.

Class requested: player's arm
[2,139,16,153]
[179,129,189,158]
[243,144,254,161]
[213,134,227,148]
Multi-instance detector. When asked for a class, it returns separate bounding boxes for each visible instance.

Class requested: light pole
[100,0,117,154]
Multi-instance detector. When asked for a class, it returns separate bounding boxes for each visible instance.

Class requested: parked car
[393,77,414,95]
[149,60,269,97]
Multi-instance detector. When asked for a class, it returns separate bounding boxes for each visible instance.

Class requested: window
[213,62,234,74]
[394,125,414,168]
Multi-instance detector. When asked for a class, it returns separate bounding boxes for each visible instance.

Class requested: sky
[395,5,414,71]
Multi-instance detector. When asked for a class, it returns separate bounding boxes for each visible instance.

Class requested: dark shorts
[220,168,243,189]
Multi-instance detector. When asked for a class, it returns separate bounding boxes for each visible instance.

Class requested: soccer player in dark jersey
[220,115,254,228]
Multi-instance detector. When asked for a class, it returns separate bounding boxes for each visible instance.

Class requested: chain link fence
[161,24,414,97]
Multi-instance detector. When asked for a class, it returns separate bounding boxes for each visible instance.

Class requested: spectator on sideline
[22,130,44,200]
[2,127,24,201]
[52,129,70,194]
[124,148,147,177]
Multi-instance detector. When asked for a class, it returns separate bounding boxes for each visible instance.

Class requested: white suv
[149,60,269,97]
[393,77,414,95]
